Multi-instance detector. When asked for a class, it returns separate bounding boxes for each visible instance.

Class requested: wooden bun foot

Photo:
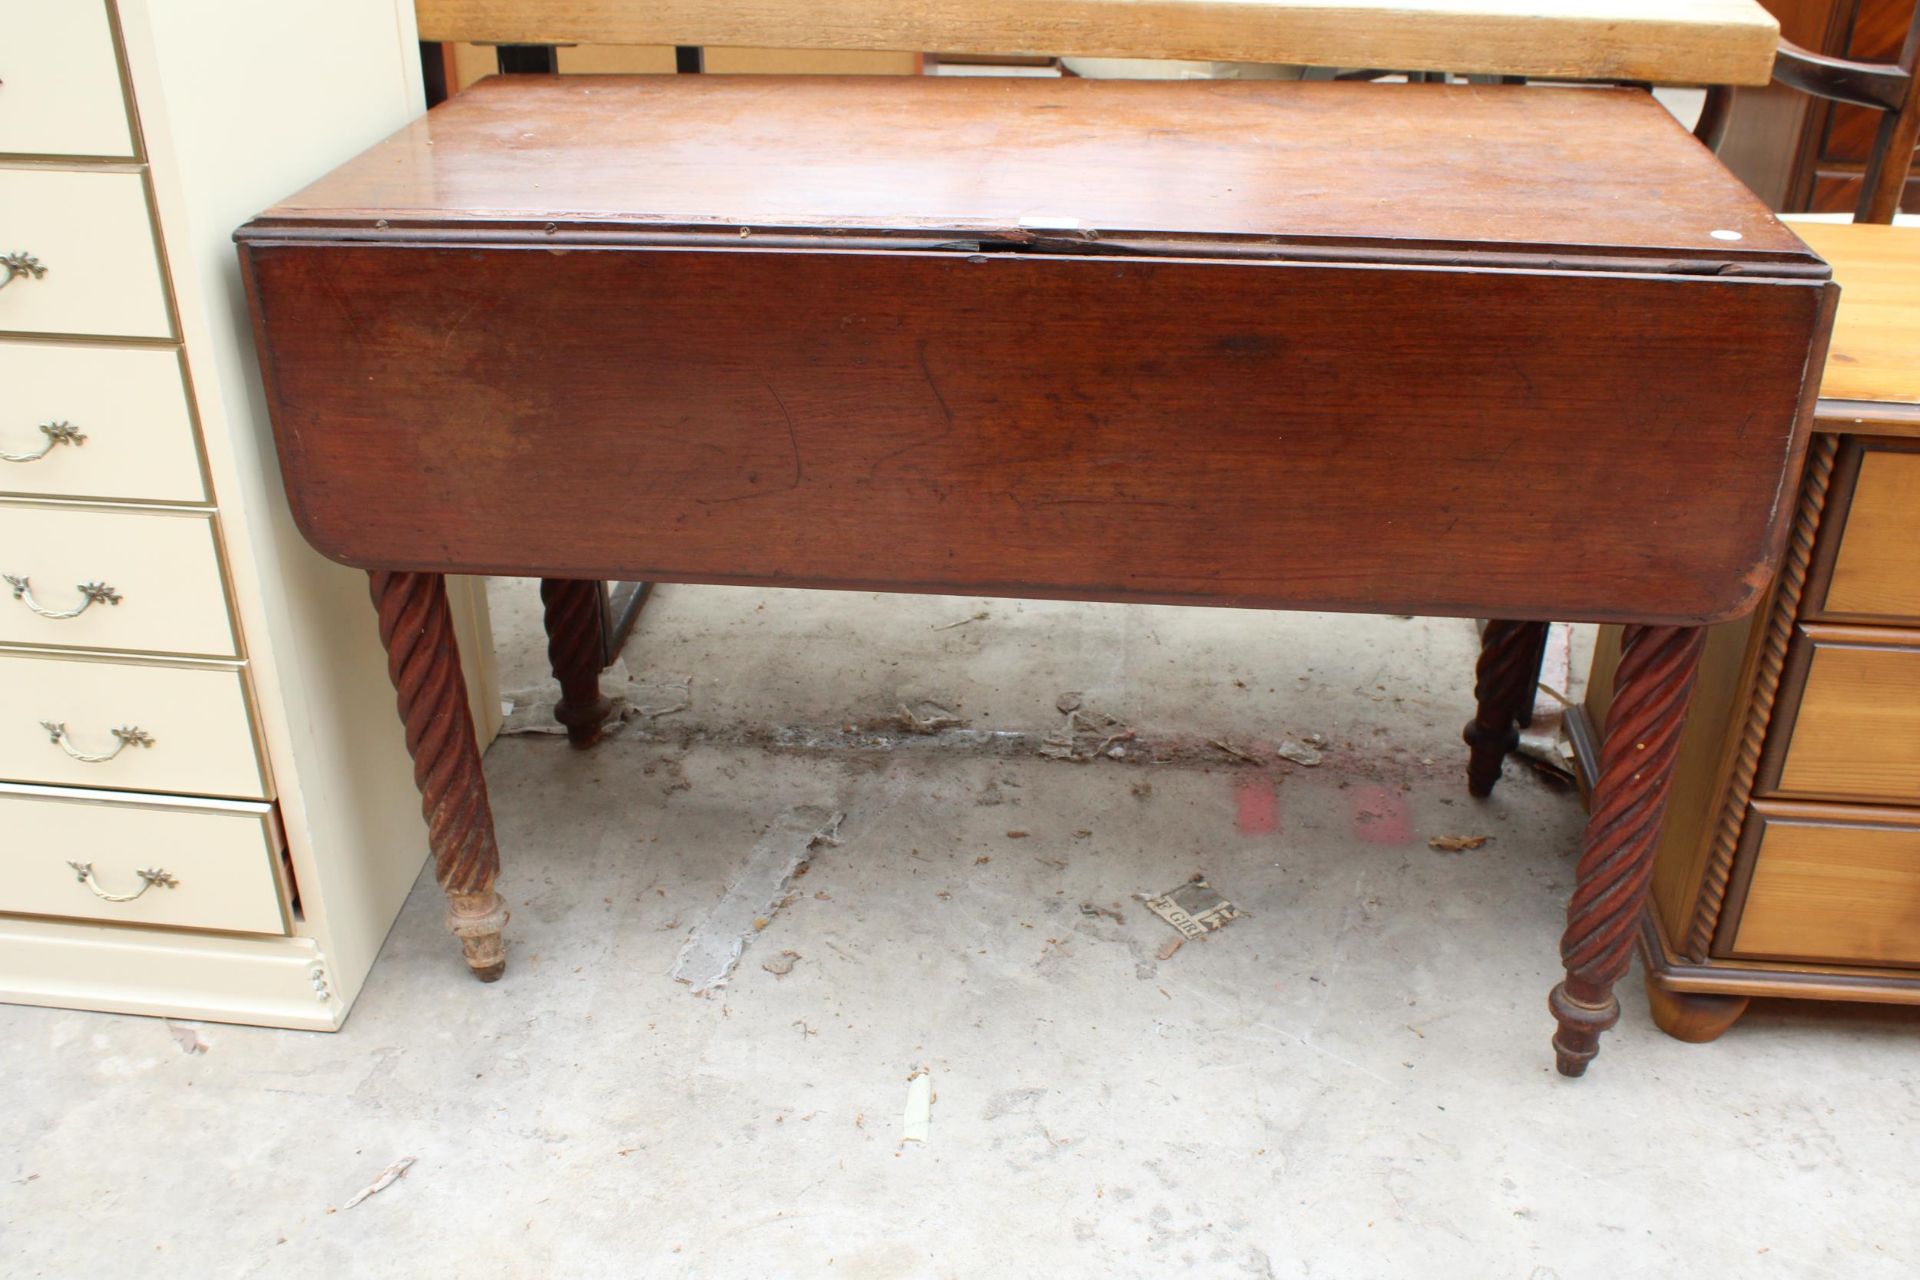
[1645,972,1748,1043]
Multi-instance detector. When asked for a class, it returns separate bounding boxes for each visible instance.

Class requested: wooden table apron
[245,241,1821,624]
[236,79,1835,1079]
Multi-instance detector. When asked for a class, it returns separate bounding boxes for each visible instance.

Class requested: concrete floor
[5,585,1918,1278]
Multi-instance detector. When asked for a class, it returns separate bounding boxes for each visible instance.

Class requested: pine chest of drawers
[1582,221,1920,1040]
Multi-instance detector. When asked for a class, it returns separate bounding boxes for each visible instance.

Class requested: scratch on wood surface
[311,264,371,348]
[439,297,482,349]
[865,341,957,481]
[693,379,805,505]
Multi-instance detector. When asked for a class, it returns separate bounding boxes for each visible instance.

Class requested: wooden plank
[1730,800,1920,968]
[414,0,1783,85]
[241,239,1823,623]
[261,77,1815,266]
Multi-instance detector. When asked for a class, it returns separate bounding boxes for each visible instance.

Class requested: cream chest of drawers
[0,0,497,1028]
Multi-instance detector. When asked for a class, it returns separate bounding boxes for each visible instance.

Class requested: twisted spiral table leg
[1515,623,1551,730]
[540,578,614,748]
[1550,623,1705,1077]
[369,570,508,981]
[1463,620,1548,797]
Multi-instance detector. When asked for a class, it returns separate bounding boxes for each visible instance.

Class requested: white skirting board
[0,916,342,1031]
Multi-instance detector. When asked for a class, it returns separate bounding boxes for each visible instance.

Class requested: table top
[1788,221,1920,417]
[415,0,1783,86]
[256,76,1815,273]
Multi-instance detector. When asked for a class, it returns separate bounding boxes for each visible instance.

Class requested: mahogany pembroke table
[238,76,1834,1077]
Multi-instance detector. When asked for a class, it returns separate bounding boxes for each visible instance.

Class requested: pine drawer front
[1729,802,1920,968]
[0,169,171,340]
[0,503,234,657]
[1761,625,1920,807]
[0,1,134,161]
[1811,445,1920,626]
[0,653,265,798]
[0,342,204,503]
[0,784,284,935]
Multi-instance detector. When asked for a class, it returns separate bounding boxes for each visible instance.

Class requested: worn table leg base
[1548,980,1620,1077]
[540,577,616,748]
[370,570,509,982]
[1464,619,1548,797]
[447,888,510,983]
[1551,623,1705,1077]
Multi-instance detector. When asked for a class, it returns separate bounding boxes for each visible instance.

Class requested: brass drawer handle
[67,861,178,902]
[1,421,85,464]
[41,721,154,763]
[0,251,47,291]
[5,575,121,619]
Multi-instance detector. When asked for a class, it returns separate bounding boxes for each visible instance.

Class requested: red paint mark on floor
[1349,783,1412,845]
[1234,776,1281,836]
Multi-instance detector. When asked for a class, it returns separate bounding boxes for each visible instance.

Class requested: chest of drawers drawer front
[0,1,134,161]
[1727,801,1920,968]
[0,503,234,656]
[0,169,171,340]
[0,342,204,503]
[0,653,264,798]
[1809,443,1920,626]
[0,785,284,935]
[1759,625,1920,807]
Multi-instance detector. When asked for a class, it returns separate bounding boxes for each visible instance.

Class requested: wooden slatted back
[415,0,1783,85]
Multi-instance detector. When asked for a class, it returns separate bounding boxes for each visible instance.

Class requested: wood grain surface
[255,77,1814,267]
[241,239,1825,623]
[1816,444,1920,622]
[1730,800,1920,968]
[1643,911,1920,1003]
[414,0,1783,86]
[1790,221,1920,408]
[1764,623,1920,804]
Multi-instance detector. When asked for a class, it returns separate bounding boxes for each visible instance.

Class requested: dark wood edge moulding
[233,220,1831,278]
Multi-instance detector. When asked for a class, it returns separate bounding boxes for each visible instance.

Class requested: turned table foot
[540,577,616,748]
[369,570,509,981]
[1551,624,1706,1076]
[1464,619,1549,797]
[1645,974,1750,1043]
[447,888,509,983]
